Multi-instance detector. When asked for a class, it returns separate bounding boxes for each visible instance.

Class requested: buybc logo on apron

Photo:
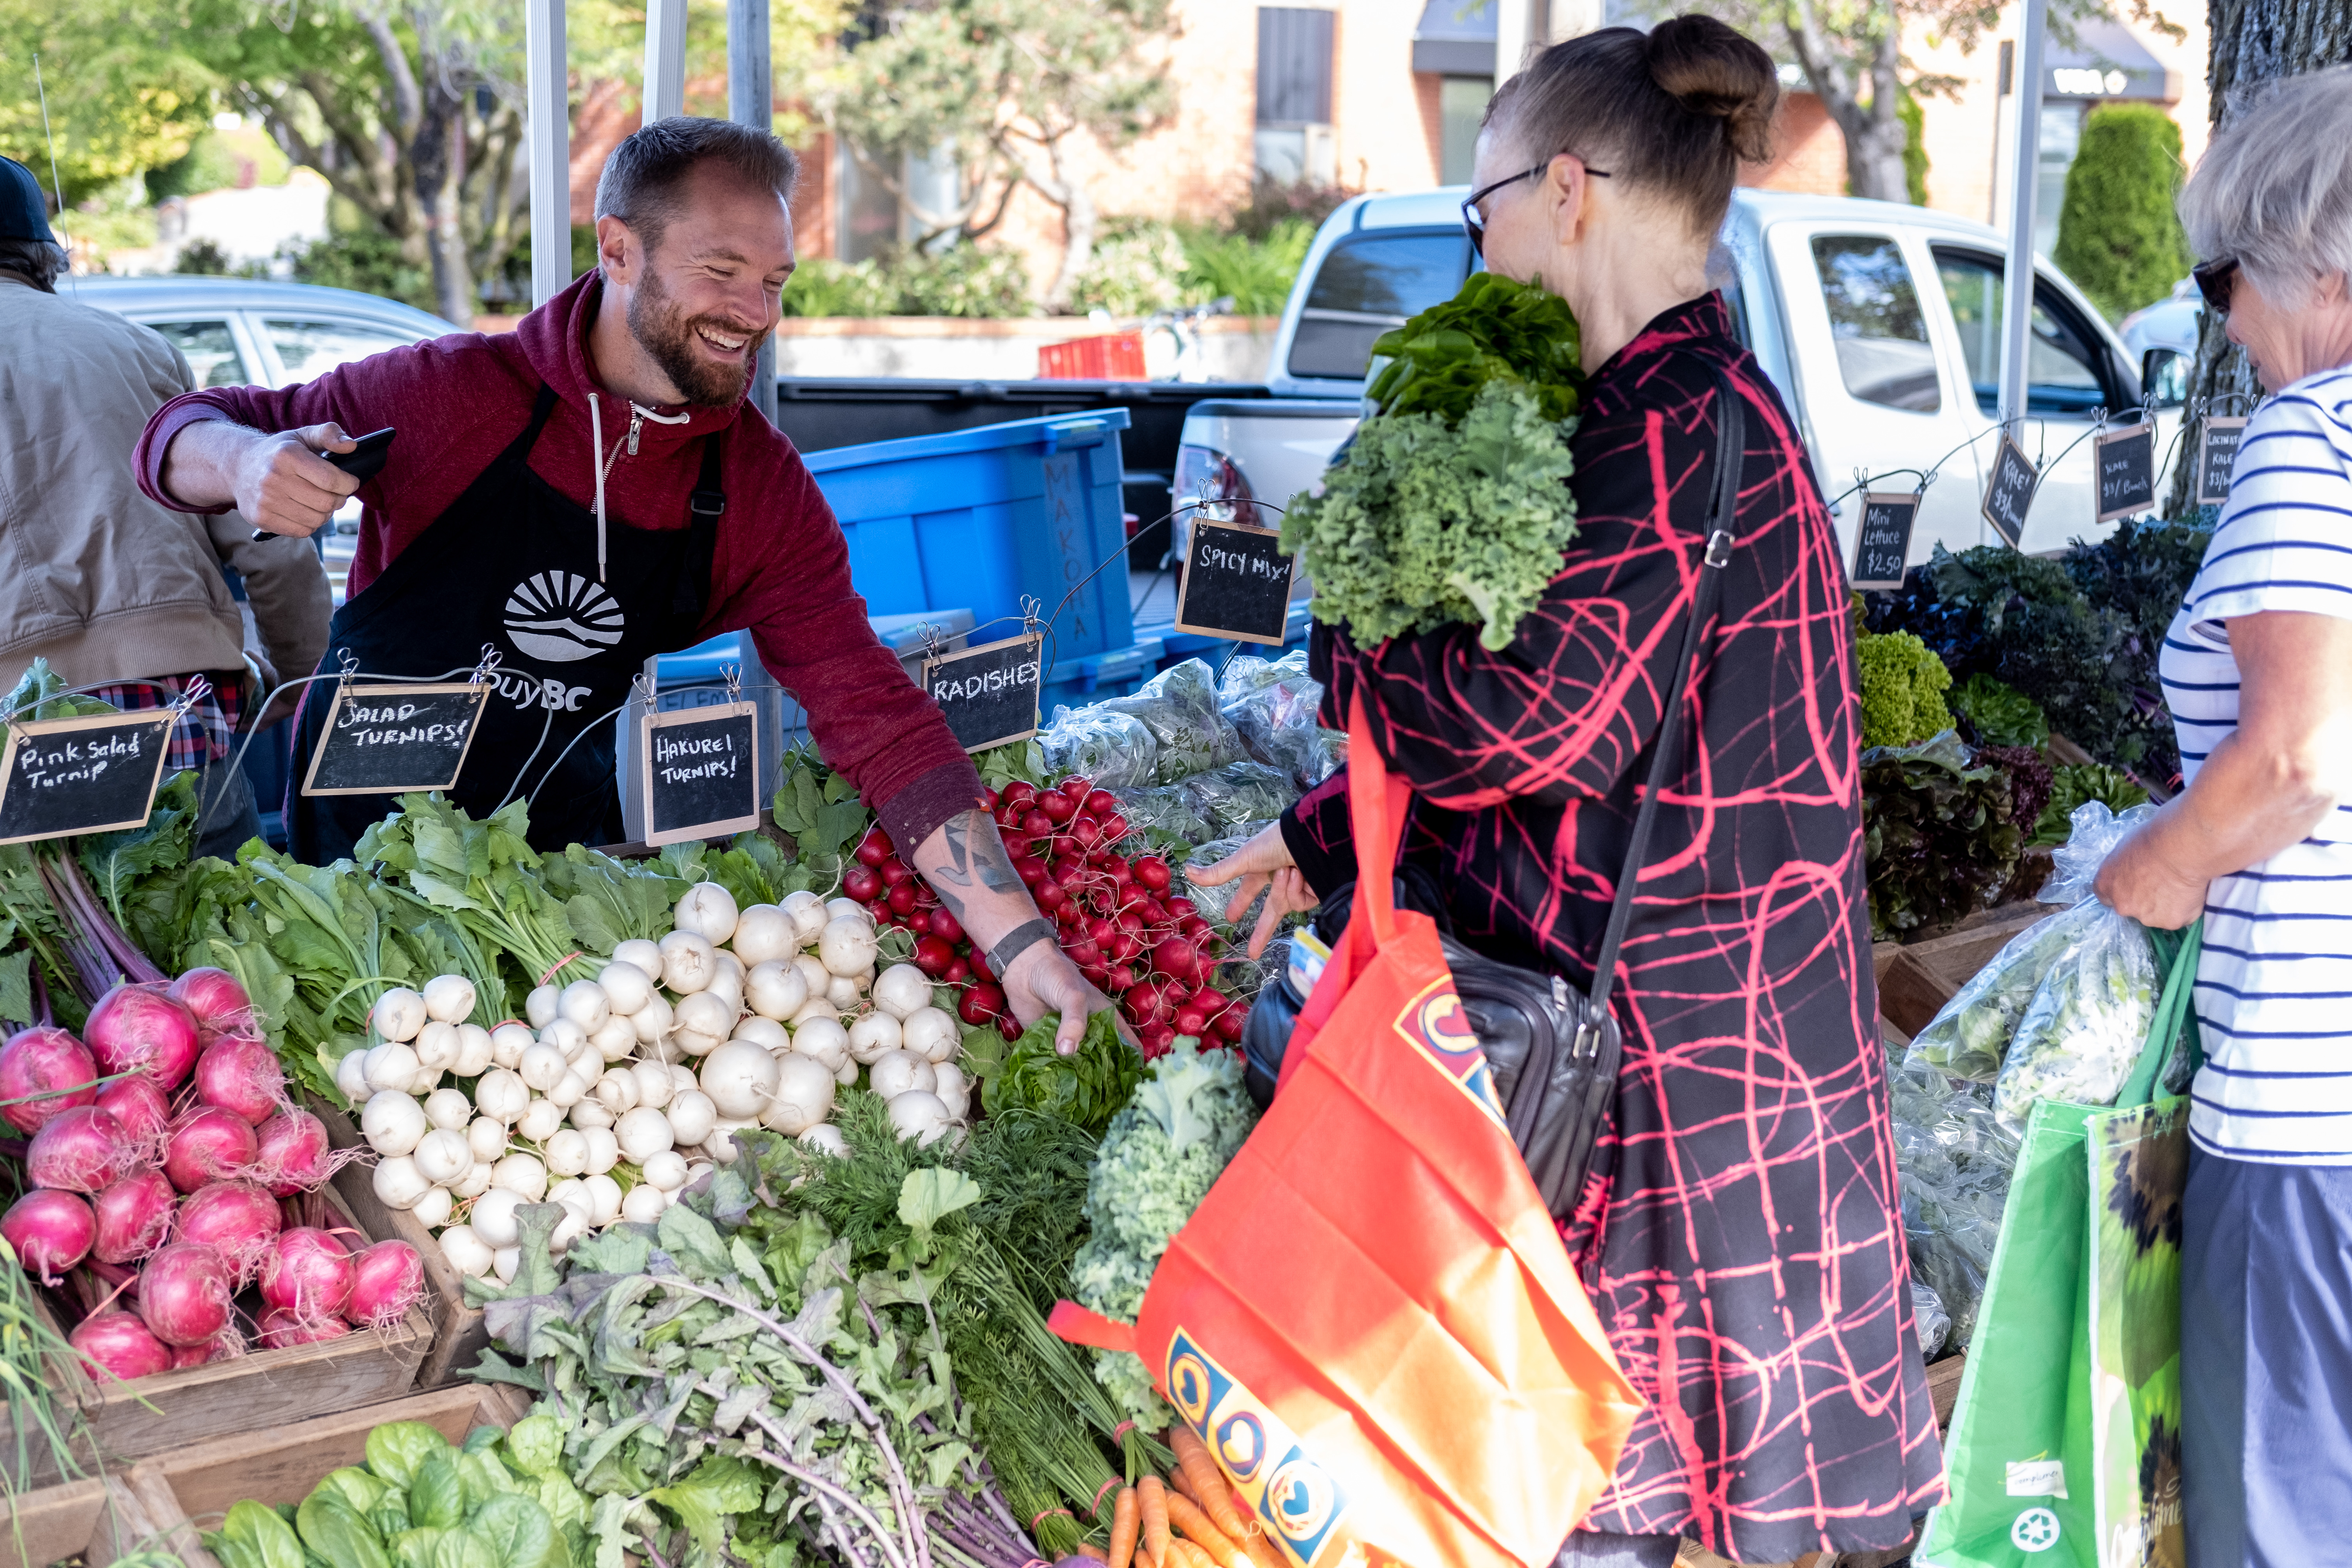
[289,384,722,862]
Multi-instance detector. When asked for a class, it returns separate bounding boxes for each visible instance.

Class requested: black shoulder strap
[1583,368,1745,1024]
[671,431,726,619]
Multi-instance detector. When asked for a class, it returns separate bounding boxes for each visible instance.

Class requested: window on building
[1933,247,2117,415]
[1438,77,1491,184]
[1287,230,1469,380]
[144,321,249,388]
[1256,8,1336,185]
[1810,234,1941,412]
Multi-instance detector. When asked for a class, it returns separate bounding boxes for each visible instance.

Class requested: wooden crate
[0,1473,170,1568]
[45,1182,431,1464]
[120,1382,529,1568]
[0,1358,99,1490]
[1876,901,2050,1038]
[313,1096,489,1390]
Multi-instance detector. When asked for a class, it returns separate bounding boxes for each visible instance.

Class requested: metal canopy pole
[526,0,573,307]
[643,0,689,124]
[729,0,779,425]
[1997,0,2050,436]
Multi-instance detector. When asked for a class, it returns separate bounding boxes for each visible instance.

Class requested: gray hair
[2179,64,2352,306]
[0,236,65,292]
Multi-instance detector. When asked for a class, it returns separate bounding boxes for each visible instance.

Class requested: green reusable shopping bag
[1915,921,2201,1568]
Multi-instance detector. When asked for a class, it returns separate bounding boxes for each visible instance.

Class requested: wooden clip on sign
[923,634,1043,754]
[1851,493,1919,590]
[303,683,490,796]
[641,702,762,847]
[2093,422,2157,523]
[1176,517,1296,646]
[0,709,177,846]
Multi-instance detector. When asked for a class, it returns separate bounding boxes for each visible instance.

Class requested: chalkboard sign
[302,682,489,797]
[2198,416,2248,507]
[923,634,1043,753]
[2094,423,2157,523]
[1982,436,2038,549]
[1175,517,1296,646]
[1851,492,1920,590]
[0,709,175,847]
[641,701,762,847]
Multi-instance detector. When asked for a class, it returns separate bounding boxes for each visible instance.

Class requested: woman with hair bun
[1195,14,1943,1565]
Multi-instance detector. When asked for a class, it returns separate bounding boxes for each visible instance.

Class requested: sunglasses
[1461,158,1614,257]
[2193,257,2238,315]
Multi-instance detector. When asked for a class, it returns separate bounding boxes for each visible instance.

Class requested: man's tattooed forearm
[927,811,1022,921]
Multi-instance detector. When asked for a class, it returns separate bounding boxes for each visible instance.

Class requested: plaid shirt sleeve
[87,673,245,774]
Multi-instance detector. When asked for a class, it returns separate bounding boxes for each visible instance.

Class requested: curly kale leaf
[1856,631,1955,749]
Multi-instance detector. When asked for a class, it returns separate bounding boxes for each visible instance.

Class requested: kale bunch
[1948,673,2049,750]
[2061,514,2216,784]
[2032,764,2151,848]
[1862,732,2026,939]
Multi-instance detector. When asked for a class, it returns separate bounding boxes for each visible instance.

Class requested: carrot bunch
[1097,1428,1282,1568]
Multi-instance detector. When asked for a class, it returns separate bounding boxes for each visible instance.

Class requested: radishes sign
[923,634,1043,753]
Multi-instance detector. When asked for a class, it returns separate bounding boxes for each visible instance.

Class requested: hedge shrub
[2053,104,2192,322]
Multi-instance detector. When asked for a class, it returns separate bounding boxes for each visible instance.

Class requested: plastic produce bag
[1218,650,1346,789]
[1888,1045,2019,1348]
[1039,705,1158,790]
[1911,1280,1952,1361]
[1097,659,1245,783]
[1180,762,1298,836]
[1108,784,1215,848]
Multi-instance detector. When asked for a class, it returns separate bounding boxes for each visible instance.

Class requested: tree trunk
[413,76,476,325]
[2162,0,2352,514]
[1783,0,1911,202]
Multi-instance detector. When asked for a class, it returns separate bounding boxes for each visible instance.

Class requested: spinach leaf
[389,1527,449,1568]
[311,1468,389,1518]
[296,1490,391,1568]
[457,1450,524,1513]
[503,1414,564,1479]
[429,1527,498,1568]
[466,1494,556,1568]
[213,1500,308,1568]
[410,1451,467,1530]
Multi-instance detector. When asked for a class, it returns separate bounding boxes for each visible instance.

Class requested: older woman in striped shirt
[2095,64,2352,1568]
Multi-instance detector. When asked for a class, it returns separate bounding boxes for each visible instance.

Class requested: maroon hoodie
[133,271,979,854]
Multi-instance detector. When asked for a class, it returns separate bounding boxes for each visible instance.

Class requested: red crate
[1038,331,1146,380]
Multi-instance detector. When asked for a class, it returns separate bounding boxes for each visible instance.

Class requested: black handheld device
[251,427,396,541]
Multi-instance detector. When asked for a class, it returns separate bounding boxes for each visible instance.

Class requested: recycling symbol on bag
[2011,1507,2062,1553]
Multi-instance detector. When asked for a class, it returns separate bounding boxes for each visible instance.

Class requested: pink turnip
[169,1329,242,1369]
[90,1171,176,1265]
[136,1242,233,1347]
[83,984,201,1091]
[191,1036,285,1126]
[162,1106,257,1193]
[253,1109,345,1196]
[257,1307,351,1350]
[344,1240,425,1329]
[259,1227,354,1322]
[93,1076,171,1157]
[0,1027,98,1134]
[27,1105,136,1193]
[174,1180,281,1285]
[0,1189,95,1283]
[70,1310,172,1382]
[166,967,256,1046]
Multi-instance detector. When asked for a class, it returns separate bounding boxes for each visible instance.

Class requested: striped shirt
[2161,363,2352,1162]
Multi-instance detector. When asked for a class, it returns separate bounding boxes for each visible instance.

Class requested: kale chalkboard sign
[1851,492,1919,590]
[0,709,175,846]
[922,634,1043,753]
[2094,423,2157,523]
[1982,436,2038,549]
[641,701,762,847]
[302,682,490,797]
[2198,416,2248,507]
[1176,517,1296,646]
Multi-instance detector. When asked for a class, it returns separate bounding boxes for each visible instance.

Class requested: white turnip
[745,961,809,1022]
[641,1149,689,1192]
[761,1055,835,1136]
[489,1022,535,1070]
[515,1098,564,1144]
[371,1156,429,1211]
[589,1015,636,1062]
[423,1088,472,1132]
[422,973,476,1025]
[792,1017,852,1074]
[824,973,863,1011]
[933,1061,971,1122]
[799,1123,849,1157]
[660,930,718,994]
[871,964,932,1021]
[580,1126,620,1176]
[887,1091,951,1146]
[413,1128,471,1185]
[667,1091,719,1149]
[818,916,879,978]
[867,1049,936,1101]
[827,897,873,928]
[467,1116,508,1164]
[559,979,611,1032]
[673,882,739,945]
[517,1042,568,1093]
[410,1186,453,1228]
[526,984,560,1029]
[900,1007,959,1065]
[579,1173,623,1227]
[847,1012,901,1064]
[614,1107,675,1164]
[570,1097,613,1131]
[469,1188,525,1249]
[546,1070,592,1110]
[451,1024,494,1079]
[410,1021,460,1074]
[629,991,675,1045]
[780,889,828,946]
[544,1129,589,1177]
[372,987,427,1043]
[731,904,796,967]
[492,1152,547,1201]
[361,1040,420,1095]
[474,1068,529,1125]
[620,1184,667,1224]
[438,1224,493,1279]
[596,960,655,1017]
[360,1091,427,1157]
[699,1040,781,1120]
[448,1161,494,1201]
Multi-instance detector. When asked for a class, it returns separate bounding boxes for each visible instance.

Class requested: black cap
[0,157,57,245]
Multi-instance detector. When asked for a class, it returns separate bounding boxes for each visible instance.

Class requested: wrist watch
[986,918,1057,980]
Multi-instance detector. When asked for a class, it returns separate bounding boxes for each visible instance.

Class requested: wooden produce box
[1874,901,2050,1039]
[43,1182,431,1464]
[121,1382,530,1568]
[313,1095,489,1390]
[0,1366,99,1490]
[0,1473,171,1568]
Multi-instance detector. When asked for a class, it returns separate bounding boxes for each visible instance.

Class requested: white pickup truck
[1175,188,2181,571]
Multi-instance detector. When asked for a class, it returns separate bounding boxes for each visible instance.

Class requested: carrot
[1164,1491,1249,1568]
[1076,1546,1109,1563]
[1139,1475,1172,1568]
[1168,1425,1257,1544]
[1110,1486,1141,1568]
[1166,1461,1201,1505]
[1240,1531,1287,1568]
[1167,1542,1218,1568]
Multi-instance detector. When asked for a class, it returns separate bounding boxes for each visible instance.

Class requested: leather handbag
[1240,369,1748,1227]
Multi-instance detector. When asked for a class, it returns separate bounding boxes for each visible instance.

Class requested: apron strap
[512,382,561,459]
[673,430,726,620]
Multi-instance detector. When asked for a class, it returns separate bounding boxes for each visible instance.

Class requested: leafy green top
[1364,271,1583,425]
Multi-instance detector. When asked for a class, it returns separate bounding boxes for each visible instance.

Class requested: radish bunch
[850,777,1250,1059]
[0,972,419,1385]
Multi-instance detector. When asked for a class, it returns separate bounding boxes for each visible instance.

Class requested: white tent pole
[643,0,689,124]
[526,0,573,307]
[729,0,779,425]
[1997,0,2049,434]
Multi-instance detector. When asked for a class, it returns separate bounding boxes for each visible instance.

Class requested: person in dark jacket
[1194,19,1942,1564]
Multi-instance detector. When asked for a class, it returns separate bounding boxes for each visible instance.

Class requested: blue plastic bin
[1041,637,1166,716]
[1142,600,1316,674]
[802,411,1135,659]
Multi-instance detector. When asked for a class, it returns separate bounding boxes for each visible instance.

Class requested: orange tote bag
[1054,696,1642,1568]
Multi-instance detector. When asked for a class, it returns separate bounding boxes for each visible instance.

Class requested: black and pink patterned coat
[1279,293,1946,1562]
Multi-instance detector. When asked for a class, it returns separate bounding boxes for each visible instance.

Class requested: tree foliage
[0,0,213,205]
[2054,103,2191,321]
[818,0,1179,310]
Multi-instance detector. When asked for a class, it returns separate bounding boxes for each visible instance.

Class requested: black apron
[290,383,723,861]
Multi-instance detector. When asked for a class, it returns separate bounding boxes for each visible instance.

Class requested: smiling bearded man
[133,115,1117,1056]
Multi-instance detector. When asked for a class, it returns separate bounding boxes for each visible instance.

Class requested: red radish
[1061,775,1093,801]
[28,1106,136,1193]
[1192,987,1231,1021]
[259,1308,351,1349]
[1213,1005,1248,1042]
[1152,937,1204,984]
[887,883,917,916]
[94,1076,170,1156]
[880,858,913,887]
[1022,809,1054,837]
[1174,1008,1210,1037]
[1165,895,1197,918]
[260,1227,354,1320]
[1002,781,1036,806]
[912,935,956,977]
[163,1106,258,1193]
[92,1171,176,1264]
[253,1109,341,1196]
[1038,790,1076,823]
[1084,790,1118,818]
[930,907,965,943]
[996,1014,1022,1042]
[999,831,1033,858]
[83,984,202,1091]
[1054,901,1082,928]
[71,1310,172,1382]
[138,1242,233,1346]
[844,865,883,903]
[191,1036,285,1127]
[956,984,1006,1026]
[855,827,895,866]
[2,1189,95,1283]
[1140,1024,1177,1058]
[1131,856,1171,892]
[1034,881,1067,912]
[346,1240,426,1328]
[942,957,971,984]
[166,967,255,1045]
[1102,813,1130,841]
[176,1181,281,1284]
[981,787,1000,811]
[0,1027,99,1134]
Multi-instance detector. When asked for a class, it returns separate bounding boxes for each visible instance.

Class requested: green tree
[1899,81,1928,205]
[0,0,212,206]
[818,0,1179,310]
[2054,103,2191,321]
